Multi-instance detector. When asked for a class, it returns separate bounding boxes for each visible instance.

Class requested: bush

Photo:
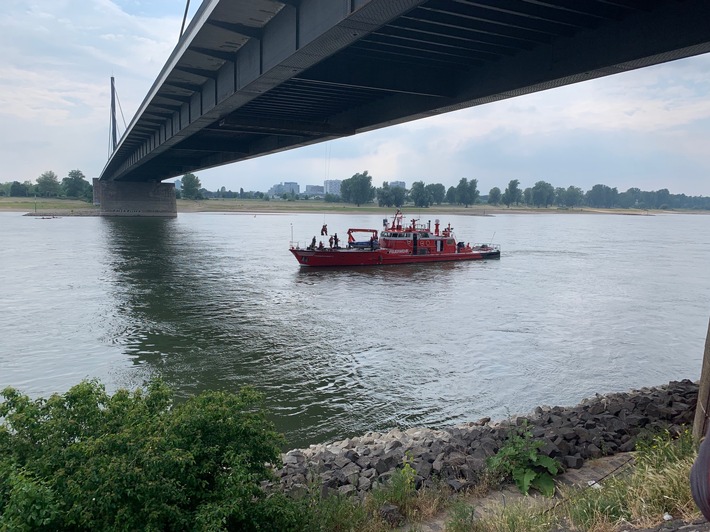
[0,380,305,531]
[486,423,560,496]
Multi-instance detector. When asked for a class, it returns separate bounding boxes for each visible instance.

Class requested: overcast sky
[2,1,709,196]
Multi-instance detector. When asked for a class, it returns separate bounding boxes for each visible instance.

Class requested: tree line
[0,170,93,201]
[327,172,710,211]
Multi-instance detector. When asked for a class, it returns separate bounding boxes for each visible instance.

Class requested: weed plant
[447,428,698,532]
[486,422,560,496]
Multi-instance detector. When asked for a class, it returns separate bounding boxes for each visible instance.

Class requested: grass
[303,463,453,531]
[3,196,705,216]
[445,428,699,532]
[0,196,95,211]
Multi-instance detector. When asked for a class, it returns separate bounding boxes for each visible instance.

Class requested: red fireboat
[290,210,500,267]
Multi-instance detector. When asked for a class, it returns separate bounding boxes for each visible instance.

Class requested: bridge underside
[99,0,710,194]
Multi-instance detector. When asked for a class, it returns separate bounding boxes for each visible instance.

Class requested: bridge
[95,0,710,215]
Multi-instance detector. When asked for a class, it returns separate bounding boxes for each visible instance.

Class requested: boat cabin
[378,210,469,255]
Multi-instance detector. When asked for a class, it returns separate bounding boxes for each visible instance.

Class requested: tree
[502,179,521,207]
[531,181,555,207]
[425,183,446,205]
[446,186,456,204]
[340,170,375,206]
[469,178,480,206]
[391,185,406,207]
[410,181,432,207]
[565,186,584,208]
[62,170,91,199]
[377,182,394,207]
[585,184,618,208]
[36,171,61,197]
[456,178,470,206]
[180,173,202,199]
[488,187,501,205]
[523,187,532,205]
[0,380,304,530]
[9,181,29,197]
[554,187,566,207]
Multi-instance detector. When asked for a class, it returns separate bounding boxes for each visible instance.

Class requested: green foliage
[61,169,91,200]
[181,172,202,199]
[36,171,61,197]
[376,182,405,208]
[488,186,501,205]
[410,181,432,208]
[486,424,560,497]
[0,380,303,531]
[455,177,479,206]
[371,458,417,512]
[340,171,375,206]
[531,180,555,207]
[586,183,618,208]
[425,183,446,205]
[446,185,456,204]
[634,427,695,470]
[304,491,370,531]
[9,181,32,197]
[501,179,521,207]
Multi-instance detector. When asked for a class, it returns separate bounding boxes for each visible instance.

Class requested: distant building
[283,182,300,194]
[305,185,324,195]
[324,179,342,196]
[390,181,406,189]
[268,182,300,196]
[174,179,182,191]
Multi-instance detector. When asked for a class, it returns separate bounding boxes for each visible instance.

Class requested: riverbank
[274,380,700,530]
[2,196,708,216]
[275,380,697,498]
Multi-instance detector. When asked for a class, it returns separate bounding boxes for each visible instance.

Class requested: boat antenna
[490,232,496,245]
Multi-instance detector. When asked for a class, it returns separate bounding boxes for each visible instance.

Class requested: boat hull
[290,248,500,267]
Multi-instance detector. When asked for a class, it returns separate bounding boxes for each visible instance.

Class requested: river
[1,210,708,448]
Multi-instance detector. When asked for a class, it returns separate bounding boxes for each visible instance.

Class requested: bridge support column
[93,179,177,217]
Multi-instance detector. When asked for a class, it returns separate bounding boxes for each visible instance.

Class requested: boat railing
[471,243,501,251]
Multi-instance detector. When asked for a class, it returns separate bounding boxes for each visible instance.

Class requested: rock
[272,381,698,499]
[586,443,602,459]
[379,503,404,527]
[338,484,356,496]
[563,455,584,469]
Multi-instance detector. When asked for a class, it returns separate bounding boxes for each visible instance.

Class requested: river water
[1,211,708,448]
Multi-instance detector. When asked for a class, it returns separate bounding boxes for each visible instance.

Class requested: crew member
[321,224,328,236]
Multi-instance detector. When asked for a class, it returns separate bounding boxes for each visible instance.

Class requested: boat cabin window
[446,239,455,245]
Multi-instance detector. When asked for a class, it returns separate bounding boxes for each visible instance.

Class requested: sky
[2,1,710,197]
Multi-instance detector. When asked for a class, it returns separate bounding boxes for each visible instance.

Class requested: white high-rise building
[324,179,342,195]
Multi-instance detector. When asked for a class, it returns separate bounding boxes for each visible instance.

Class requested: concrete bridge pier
[93,179,177,217]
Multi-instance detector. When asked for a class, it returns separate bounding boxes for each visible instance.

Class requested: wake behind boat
[290,210,500,267]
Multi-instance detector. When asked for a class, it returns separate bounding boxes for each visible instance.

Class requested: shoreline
[2,198,708,216]
[275,380,697,498]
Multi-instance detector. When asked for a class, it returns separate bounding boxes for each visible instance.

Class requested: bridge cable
[180,0,191,39]
[107,80,129,157]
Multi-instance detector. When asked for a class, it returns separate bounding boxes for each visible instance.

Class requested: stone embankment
[275,380,697,497]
